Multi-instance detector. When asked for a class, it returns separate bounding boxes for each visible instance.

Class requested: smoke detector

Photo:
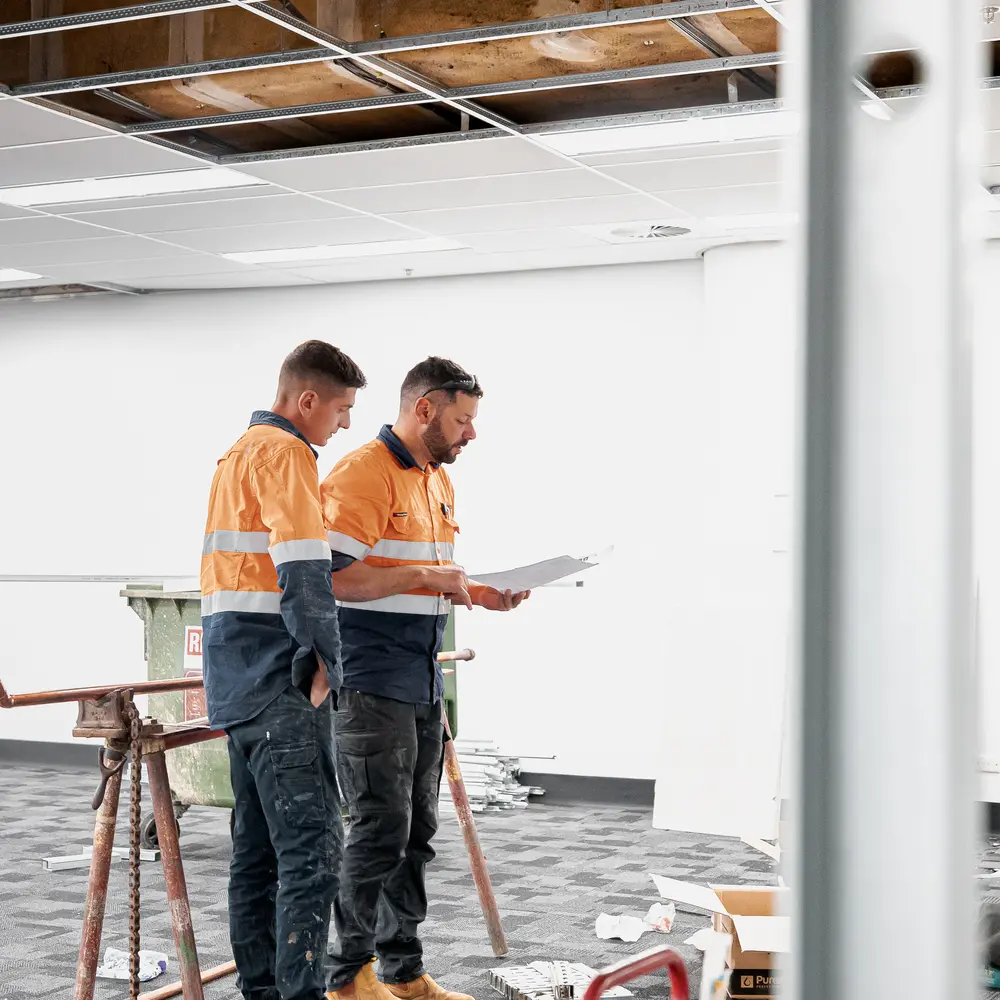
[609,224,692,241]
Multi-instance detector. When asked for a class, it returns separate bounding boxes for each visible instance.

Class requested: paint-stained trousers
[327,690,445,992]
[227,686,342,1000]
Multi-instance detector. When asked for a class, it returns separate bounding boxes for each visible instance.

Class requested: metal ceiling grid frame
[0,0,787,167]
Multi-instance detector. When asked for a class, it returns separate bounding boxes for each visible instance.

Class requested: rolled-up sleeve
[321,457,390,571]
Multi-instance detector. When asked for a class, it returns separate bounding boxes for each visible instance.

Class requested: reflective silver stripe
[202,530,270,555]
[269,538,331,566]
[327,531,371,560]
[201,590,282,615]
[338,593,451,615]
[370,538,454,562]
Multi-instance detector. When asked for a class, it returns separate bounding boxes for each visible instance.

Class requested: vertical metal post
[145,749,205,1000]
[792,0,980,998]
[75,760,123,1000]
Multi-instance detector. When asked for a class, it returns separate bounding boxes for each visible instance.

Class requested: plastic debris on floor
[595,901,676,941]
[95,948,167,982]
[489,961,633,1000]
[443,739,545,814]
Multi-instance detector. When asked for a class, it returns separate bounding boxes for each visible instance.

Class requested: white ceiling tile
[0,136,201,188]
[987,131,1000,167]
[579,137,785,167]
[234,137,568,191]
[162,216,416,253]
[51,185,287,215]
[662,183,782,217]
[37,256,256,283]
[132,271,319,290]
[0,203,42,221]
[63,194,359,236]
[0,236,199,267]
[0,215,131,246]
[602,152,781,192]
[0,101,110,148]
[455,228,604,253]
[386,195,681,236]
[0,276,52,290]
[314,169,623,214]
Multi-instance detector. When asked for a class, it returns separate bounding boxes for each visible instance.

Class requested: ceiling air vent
[610,224,692,240]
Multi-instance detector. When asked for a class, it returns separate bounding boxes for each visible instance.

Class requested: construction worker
[322,357,529,1000]
[200,341,367,1000]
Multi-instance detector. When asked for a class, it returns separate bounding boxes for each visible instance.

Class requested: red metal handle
[583,946,690,1000]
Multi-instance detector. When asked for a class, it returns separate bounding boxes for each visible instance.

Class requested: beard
[424,414,465,465]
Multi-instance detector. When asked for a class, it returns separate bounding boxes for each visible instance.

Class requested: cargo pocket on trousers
[269,743,326,829]
[336,751,369,825]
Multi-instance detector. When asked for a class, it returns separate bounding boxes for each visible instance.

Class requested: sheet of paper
[651,874,729,915]
[469,554,598,593]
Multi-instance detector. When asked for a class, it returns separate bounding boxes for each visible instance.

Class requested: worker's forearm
[468,582,490,606]
[332,562,430,602]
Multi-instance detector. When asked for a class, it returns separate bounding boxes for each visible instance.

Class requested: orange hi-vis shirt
[200,410,341,729]
[321,424,460,705]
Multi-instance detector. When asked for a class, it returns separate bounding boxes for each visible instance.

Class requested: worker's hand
[310,656,331,708]
[422,565,473,609]
[477,587,531,612]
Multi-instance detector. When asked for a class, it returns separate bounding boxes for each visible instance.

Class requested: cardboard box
[652,877,789,999]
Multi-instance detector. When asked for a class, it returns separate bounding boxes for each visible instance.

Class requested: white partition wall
[652,241,795,839]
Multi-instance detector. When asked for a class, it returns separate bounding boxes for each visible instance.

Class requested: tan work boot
[327,962,398,1000]
[385,974,474,1000]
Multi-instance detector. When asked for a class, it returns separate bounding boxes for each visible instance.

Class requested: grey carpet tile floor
[1,763,998,999]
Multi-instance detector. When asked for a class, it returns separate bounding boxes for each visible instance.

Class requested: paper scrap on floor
[95,948,167,982]
[468,549,608,593]
[595,902,676,941]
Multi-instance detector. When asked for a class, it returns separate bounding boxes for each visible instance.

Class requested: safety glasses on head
[426,373,479,394]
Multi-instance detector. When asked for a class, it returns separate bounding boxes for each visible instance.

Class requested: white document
[468,552,603,593]
[652,874,729,915]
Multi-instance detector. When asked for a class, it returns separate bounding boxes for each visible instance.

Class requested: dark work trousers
[227,686,343,1000]
[327,690,445,991]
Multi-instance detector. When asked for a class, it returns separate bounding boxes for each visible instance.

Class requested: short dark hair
[280,340,367,394]
[400,356,483,403]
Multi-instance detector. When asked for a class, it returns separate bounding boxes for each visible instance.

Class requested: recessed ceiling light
[222,236,464,264]
[535,111,797,156]
[0,167,267,208]
[0,268,43,282]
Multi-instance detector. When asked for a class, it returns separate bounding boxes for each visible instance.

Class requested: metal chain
[125,701,142,1000]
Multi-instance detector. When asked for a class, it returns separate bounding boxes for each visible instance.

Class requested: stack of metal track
[441,739,544,814]
[488,962,633,1000]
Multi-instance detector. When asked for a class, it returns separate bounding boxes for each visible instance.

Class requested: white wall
[651,242,795,838]
[0,260,704,779]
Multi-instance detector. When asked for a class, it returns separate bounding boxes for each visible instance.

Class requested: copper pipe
[74,758,123,1000]
[437,648,475,663]
[0,675,203,709]
[137,961,237,1000]
[440,710,508,957]
[3,653,472,710]
[158,727,225,752]
[145,751,205,1000]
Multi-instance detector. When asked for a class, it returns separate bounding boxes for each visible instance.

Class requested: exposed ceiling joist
[124,52,784,135]
[0,0,230,39]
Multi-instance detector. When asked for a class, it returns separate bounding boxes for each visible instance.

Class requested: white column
[652,241,795,839]
[791,1,980,998]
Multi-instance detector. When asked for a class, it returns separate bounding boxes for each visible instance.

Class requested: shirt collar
[250,410,318,459]
[378,424,439,472]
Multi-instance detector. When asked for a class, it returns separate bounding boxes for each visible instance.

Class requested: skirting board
[0,742,655,806]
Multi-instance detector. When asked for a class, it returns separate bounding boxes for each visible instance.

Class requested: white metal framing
[793,1,980,1000]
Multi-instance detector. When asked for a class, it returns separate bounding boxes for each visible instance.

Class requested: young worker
[200,341,366,1000]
